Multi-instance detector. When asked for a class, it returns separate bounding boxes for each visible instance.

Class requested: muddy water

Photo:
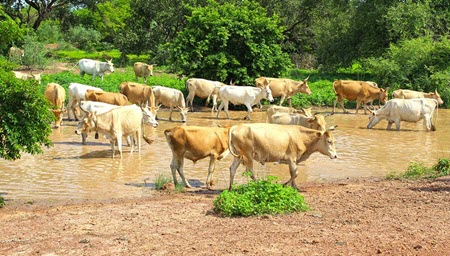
[1,108,449,201]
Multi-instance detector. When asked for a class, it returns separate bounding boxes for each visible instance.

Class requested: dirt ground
[1,177,450,255]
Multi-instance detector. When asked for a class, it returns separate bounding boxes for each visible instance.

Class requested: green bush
[64,25,102,52]
[386,158,450,180]
[22,35,49,70]
[0,196,4,208]
[213,176,309,217]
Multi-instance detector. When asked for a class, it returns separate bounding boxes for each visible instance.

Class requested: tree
[0,6,26,53]
[0,58,54,161]
[169,0,291,84]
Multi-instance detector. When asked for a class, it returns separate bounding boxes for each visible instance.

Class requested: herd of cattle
[11,53,444,190]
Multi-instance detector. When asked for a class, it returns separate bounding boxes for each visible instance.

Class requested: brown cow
[133,62,154,83]
[255,77,311,107]
[228,123,338,190]
[392,89,444,105]
[85,90,131,106]
[119,82,159,121]
[185,78,226,112]
[164,126,230,189]
[332,80,389,114]
[45,82,66,128]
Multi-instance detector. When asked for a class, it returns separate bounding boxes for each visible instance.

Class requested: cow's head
[178,106,189,122]
[379,87,389,103]
[75,112,97,144]
[433,89,444,105]
[367,110,382,129]
[147,64,154,76]
[142,106,159,127]
[317,125,338,159]
[301,76,312,95]
[51,108,67,128]
[308,114,327,132]
[106,58,115,73]
[264,83,274,102]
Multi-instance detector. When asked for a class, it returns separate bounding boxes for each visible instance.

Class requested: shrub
[22,35,49,69]
[213,176,309,217]
[154,173,173,190]
[0,196,4,208]
[65,25,102,52]
[386,158,450,180]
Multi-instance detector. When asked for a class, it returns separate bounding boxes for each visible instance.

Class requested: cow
[266,105,312,123]
[216,85,274,120]
[76,105,153,158]
[164,126,230,189]
[76,101,158,145]
[85,90,130,106]
[392,89,444,105]
[67,83,104,121]
[268,112,329,132]
[367,98,438,132]
[12,71,42,84]
[254,77,311,107]
[9,47,24,63]
[44,83,66,128]
[71,58,115,82]
[153,85,189,122]
[332,80,389,114]
[119,82,159,121]
[133,62,154,83]
[227,123,338,190]
[185,78,226,112]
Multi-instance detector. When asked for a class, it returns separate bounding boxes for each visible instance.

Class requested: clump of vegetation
[213,175,309,217]
[387,158,450,180]
[0,196,5,208]
[154,173,184,192]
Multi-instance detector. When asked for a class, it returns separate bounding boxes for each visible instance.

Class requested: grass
[154,173,185,192]
[386,158,450,180]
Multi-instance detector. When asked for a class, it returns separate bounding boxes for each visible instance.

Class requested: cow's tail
[332,80,339,95]
[228,125,240,158]
[69,60,80,71]
[432,99,439,131]
[141,124,155,144]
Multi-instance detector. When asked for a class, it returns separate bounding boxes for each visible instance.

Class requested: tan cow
[78,105,153,158]
[119,81,159,122]
[255,77,311,107]
[164,126,230,189]
[332,80,389,114]
[153,85,189,122]
[85,90,131,106]
[185,78,226,112]
[44,83,66,128]
[228,123,338,190]
[266,105,312,123]
[133,62,154,83]
[268,112,329,132]
[392,89,444,105]
[9,46,24,63]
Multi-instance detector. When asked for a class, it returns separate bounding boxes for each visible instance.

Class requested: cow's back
[45,83,66,107]
[333,80,364,101]
[390,99,436,122]
[186,78,217,98]
[69,83,103,101]
[119,81,153,106]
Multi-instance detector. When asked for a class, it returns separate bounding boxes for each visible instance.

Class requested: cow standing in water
[44,83,66,128]
[72,58,115,82]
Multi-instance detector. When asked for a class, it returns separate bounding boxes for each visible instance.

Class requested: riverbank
[1,177,449,255]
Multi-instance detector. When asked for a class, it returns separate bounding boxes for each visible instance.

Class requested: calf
[216,85,274,120]
[228,123,338,190]
[153,85,189,122]
[367,98,438,131]
[44,83,66,128]
[133,62,154,83]
[164,126,230,189]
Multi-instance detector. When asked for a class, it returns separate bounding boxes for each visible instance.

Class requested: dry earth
[1,177,450,255]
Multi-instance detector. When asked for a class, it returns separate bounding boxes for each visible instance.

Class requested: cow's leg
[394,120,401,131]
[168,106,174,121]
[186,91,194,111]
[223,101,231,119]
[386,121,393,130]
[284,161,299,190]
[279,95,286,106]
[136,129,142,152]
[176,158,192,188]
[216,101,225,118]
[229,157,241,190]
[211,95,218,112]
[355,101,361,114]
[244,103,253,120]
[206,155,217,190]
[170,155,191,187]
[424,115,434,131]
[116,134,123,158]
[205,95,211,108]
[288,98,293,108]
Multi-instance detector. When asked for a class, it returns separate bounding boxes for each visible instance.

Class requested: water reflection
[1,108,449,201]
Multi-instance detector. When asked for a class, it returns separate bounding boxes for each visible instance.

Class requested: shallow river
[1,108,449,201]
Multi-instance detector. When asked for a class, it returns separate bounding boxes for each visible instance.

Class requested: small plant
[154,173,173,190]
[433,158,450,176]
[213,176,310,217]
[0,196,5,208]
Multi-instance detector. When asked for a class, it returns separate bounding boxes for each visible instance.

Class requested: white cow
[153,85,189,122]
[216,85,274,120]
[367,98,438,131]
[72,58,115,82]
[185,78,226,112]
[392,89,444,105]
[266,105,313,123]
[67,83,104,121]
[269,112,329,132]
[12,71,42,84]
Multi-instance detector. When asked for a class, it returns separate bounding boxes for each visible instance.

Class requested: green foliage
[0,6,27,54]
[64,25,102,52]
[154,173,173,190]
[0,58,54,161]
[0,196,4,208]
[21,35,49,69]
[35,21,64,44]
[213,176,309,217]
[386,158,450,180]
[170,0,291,84]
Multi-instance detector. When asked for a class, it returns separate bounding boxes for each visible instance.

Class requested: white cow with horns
[367,98,438,131]
[71,58,115,82]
